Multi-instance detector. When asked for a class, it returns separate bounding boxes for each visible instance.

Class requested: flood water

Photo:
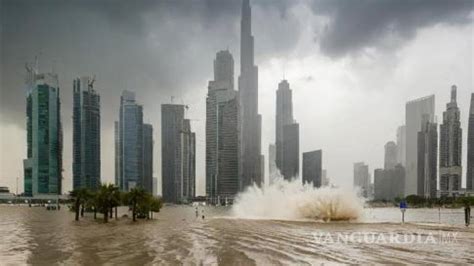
[1,205,473,265]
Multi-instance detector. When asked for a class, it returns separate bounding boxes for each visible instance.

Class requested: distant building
[405,95,435,196]
[142,124,154,194]
[384,141,398,170]
[282,123,299,180]
[152,177,158,197]
[354,162,370,198]
[396,125,406,166]
[73,76,101,191]
[268,144,277,183]
[302,150,322,187]
[374,165,405,201]
[115,91,143,192]
[322,169,329,186]
[23,65,62,197]
[276,80,294,171]
[467,93,474,191]
[417,114,438,198]
[161,104,195,203]
[439,86,462,197]
[206,50,240,202]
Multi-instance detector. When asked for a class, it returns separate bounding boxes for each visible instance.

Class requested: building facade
[396,125,406,166]
[302,150,322,187]
[439,86,462,196]
[142,124,154,194]
[374,165,405,201]
[281,123,299,180]
[417,114,438,198]
[354,162,370,198]
[276,80,294,171]
[384,141,398,170]
[73,76,101,191]
[23,66,62,197]
[268,144,277,183]
[467,93,474,191]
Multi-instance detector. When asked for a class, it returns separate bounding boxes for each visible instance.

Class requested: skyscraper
[276,80,294,170]
[73,76,100,191]
[439,86,462,196]
[417,114,438,198]
[302,150,322,187]
[405,95,435,196]
[23,65,62,197]
[396,125,406,166]
[206,50,240,202]
[282,123,299,180]
[115,91,143,192]
[161,104,195,203]
[467,93,474,191]
[354,162,370,198]
[142,124,153,194]
[374,165,405,201]
[268,144,277,183]
[384,141,398,170]
[239,0,263,188]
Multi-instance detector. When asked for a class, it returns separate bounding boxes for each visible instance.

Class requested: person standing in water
[465,203,471,227]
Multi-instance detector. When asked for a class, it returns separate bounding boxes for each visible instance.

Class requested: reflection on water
[0,205,473,264]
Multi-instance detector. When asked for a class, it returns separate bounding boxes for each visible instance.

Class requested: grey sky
[1,0,473,194]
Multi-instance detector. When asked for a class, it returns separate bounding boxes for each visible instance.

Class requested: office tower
[354,162,370,198]
[73,76,100,191]
[239,0,263,189]
[268,144,277,183]
[115,91,143,192]
[206,50,240,202]
[161,104,195,203]
[152,177,158,197]
[276,80,294,170]
[396,125,406,166]
[114,121,120,187]
[142,124,153,194]
[417,114,438,198]
[282,123,299,180]
[467,93,474,190]
[374,169,386,200]
[405,95,435,196]
[439,86,462,196]
[374,165,405,201]
[384,141,398,170]
[302,150,322,187]
[23,64,62,196]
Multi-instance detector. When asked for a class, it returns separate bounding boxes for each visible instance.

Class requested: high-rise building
[73,76,100,191]
[206,50,240,202]
[354,162,370,198]
[302,150,322,187]
[439,86,462,196]
[23,65,62,197]
[276,80,294,170]
[396,125,406,166]
[115,91,143,192]
[239,0,263,189]
[417,114,438,198]
[282,123,299,180]
[322,169,329,186]
[405,95,435,196]
[467,93,474,191]
[161,104,195,203]
[384,141,398,170]
[142,124,153,194]
[268,144,277,183]
[374,165,405,201]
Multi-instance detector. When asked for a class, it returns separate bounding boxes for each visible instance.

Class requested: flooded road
[1,205,473,265]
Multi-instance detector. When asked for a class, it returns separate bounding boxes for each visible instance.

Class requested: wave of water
[232,178,364,221]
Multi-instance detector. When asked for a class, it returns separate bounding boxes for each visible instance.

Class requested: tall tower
[239,0,263,189]
[142,124,154,194]
[23,64,62,197]
[467,93,474,191]
[206,50,240,203]
[302,150,322,187]
[417,114,438,198]
[73,76,101,191]
[439,85,462,196]
[275,80,294,171]
[354,162,370,198]
[384,141,398,170]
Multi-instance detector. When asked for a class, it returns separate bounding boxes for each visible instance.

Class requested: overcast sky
[1,0,473,195]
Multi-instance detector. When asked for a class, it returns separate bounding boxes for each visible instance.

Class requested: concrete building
[73,76,101,191]
[439,86,462,196]
[384,141,398,170]
[23,64,62,197]
[115,91,143,192]
[282,123,299,180]
[268,144,277,183]
[161,104,195,203]
[276,80,294,171]
[417,114,438,198]
[142,124,154,194]
[405,95,435,196]
[354,162,370,198]
[239,0,263,189]
[302,150,322,187]
[467,93,474,191]
[396,125,406,166]
[206,50,240,203]
[374,165,405,201]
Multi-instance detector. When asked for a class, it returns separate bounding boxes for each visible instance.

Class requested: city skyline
[1,0,473,195]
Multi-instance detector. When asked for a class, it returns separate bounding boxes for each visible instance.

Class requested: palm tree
[69,188,89,221]
[96,184,119,223]
[149,197,163,220]
[126,187,146,222]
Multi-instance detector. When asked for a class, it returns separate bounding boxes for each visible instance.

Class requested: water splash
[232,178,364,221]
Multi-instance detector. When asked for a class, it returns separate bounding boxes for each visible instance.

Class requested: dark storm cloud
[312,0,474,57]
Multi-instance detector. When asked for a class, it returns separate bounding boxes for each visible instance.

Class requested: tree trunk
[132,203,136,222]
[75,199,80,221]
[110,207,113,218]
[81,205,85,217]
[115,206,118,219]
